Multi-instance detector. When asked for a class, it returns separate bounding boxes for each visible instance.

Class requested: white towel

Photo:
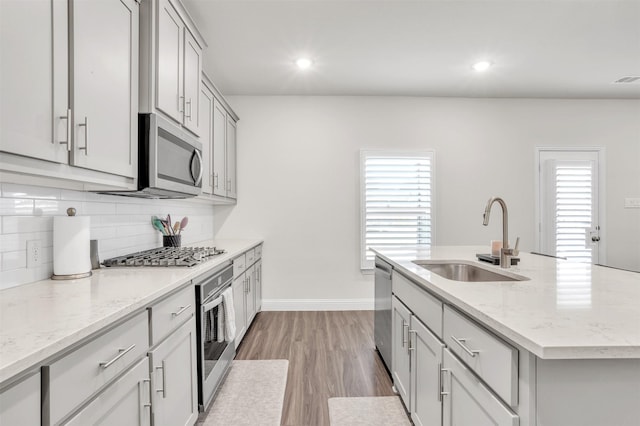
[216,303,225,343]
[221,287,236,341]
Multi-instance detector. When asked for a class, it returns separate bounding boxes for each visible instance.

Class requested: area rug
[201,360,289,426]
[328,396,411,426]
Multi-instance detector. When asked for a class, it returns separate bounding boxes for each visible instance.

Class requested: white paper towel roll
[53,214,91,277]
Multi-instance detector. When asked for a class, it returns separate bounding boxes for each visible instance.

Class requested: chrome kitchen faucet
[483,196,519,268]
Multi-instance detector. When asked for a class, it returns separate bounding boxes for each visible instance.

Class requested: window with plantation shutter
[360,151,435,269]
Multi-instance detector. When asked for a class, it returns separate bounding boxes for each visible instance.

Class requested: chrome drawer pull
[171,304,191,317]
[440,366,450,399]
[156,361,166,398]
[451,336,480,357]
[99,343,136,369]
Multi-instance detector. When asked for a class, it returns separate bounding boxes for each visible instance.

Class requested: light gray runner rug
[328,396,411,426]
[201,360,288,426]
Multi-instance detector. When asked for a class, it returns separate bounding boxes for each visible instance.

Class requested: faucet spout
[482,197,511,268]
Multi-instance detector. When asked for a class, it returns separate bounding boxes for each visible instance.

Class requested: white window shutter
[361,153,434,269]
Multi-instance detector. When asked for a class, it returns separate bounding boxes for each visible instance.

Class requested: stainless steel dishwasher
[374,257,393,372]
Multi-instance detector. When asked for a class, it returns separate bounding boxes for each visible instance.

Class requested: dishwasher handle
[375,263,392,280]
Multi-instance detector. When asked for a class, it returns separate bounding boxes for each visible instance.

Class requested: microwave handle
[191,149,203,186]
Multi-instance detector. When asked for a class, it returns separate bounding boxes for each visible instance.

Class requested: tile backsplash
[0,183,215,290]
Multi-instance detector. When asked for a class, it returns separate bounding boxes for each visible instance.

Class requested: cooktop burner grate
[102,247,225,267]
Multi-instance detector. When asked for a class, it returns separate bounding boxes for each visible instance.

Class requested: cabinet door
[245,265,256,326]
[182,30,201,136]
[199,84,214,194]
[0,0,68,164]
[212,99,227,197]
[392,296,411,409]
[0,372,40,426]
[225,116,238,199]
[255,260,262,312]
[410,316,444,426]
[156,0,184,123]
[72,0,138,178]
[232,274,247,344]
[148,317,198,426]
[65,357,151,426]
[442,349,519,426]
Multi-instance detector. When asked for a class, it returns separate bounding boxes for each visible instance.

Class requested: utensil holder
[163,235,181,247]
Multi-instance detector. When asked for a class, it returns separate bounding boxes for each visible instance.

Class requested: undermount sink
[412,260,529,282]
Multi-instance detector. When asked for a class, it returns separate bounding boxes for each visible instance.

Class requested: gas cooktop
[103,247,225,267]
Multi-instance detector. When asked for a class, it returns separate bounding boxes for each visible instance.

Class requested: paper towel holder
[51,207,93,280]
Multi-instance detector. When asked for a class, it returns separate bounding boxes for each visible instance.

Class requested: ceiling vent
[613,76,640,84]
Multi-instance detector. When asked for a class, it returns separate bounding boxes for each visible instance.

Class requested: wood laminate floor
[235,311,396,426]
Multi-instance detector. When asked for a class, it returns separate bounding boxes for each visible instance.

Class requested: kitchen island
[373,246,640,426]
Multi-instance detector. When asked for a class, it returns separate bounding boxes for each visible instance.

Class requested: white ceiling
[183,0,640,98]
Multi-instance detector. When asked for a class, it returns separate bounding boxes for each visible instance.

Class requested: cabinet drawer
[255,244,262,260]
[65,357,151,426]
[246,248,256,266]
[150,284,195,345]
[443,305,518,406]
[44,310,149,426]
[0,372,40,426]
[233,253,246,278]
[392,271,442,338]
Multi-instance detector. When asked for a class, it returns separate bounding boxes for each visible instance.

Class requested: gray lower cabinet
[442,348,519,426]
[148,316,198,426]
[393,295,445,426]
[65,357,151,426]
[391,296,411,406]
[232,273,248,343]
[0,372,40,426]
[410,314,444,426]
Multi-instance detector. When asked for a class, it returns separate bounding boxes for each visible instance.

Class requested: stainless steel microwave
[104,113,203,198]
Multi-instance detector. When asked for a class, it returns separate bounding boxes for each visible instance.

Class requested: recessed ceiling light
[472,61,492,72]
[296,58,313,70]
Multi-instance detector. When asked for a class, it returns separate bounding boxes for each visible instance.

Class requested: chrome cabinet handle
[440,366,450,399]
[139,378,151,421]
[59,109,71,151]
[401,321,408,348]
[451,336,480,357]
[214,173,218,189]
[171,304,191,317]
[408,330,416,351]
[185,98,192,120]
[99,343,136,369]
[78,116,88,155]
[156,361,166,398]
[179,95,184,113]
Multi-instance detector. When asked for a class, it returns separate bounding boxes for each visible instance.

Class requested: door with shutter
[537,149,603,264]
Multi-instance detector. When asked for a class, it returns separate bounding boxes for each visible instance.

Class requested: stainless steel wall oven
[194,264,235,411]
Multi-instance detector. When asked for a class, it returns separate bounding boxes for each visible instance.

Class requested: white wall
[0,183,215,289]
[214,96,640,307]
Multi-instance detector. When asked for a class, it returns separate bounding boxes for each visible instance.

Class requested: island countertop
[0,239,262,386]
[372,246,640,360]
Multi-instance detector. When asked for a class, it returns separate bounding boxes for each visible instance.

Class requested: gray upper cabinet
[141,0,205,137]
[225,116,238,199]
[200,74,239,202]
[71,0,138,178]
[0,0,68,164]
[0,0,138,186]
[212,98,228,197]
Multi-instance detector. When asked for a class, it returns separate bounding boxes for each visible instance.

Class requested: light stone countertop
[0,239,262,386]
[373,246,640,360]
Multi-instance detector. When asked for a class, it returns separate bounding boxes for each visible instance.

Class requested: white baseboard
[261,298,374,311]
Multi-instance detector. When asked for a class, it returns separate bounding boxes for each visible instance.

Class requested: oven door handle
[202,295,223,312]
